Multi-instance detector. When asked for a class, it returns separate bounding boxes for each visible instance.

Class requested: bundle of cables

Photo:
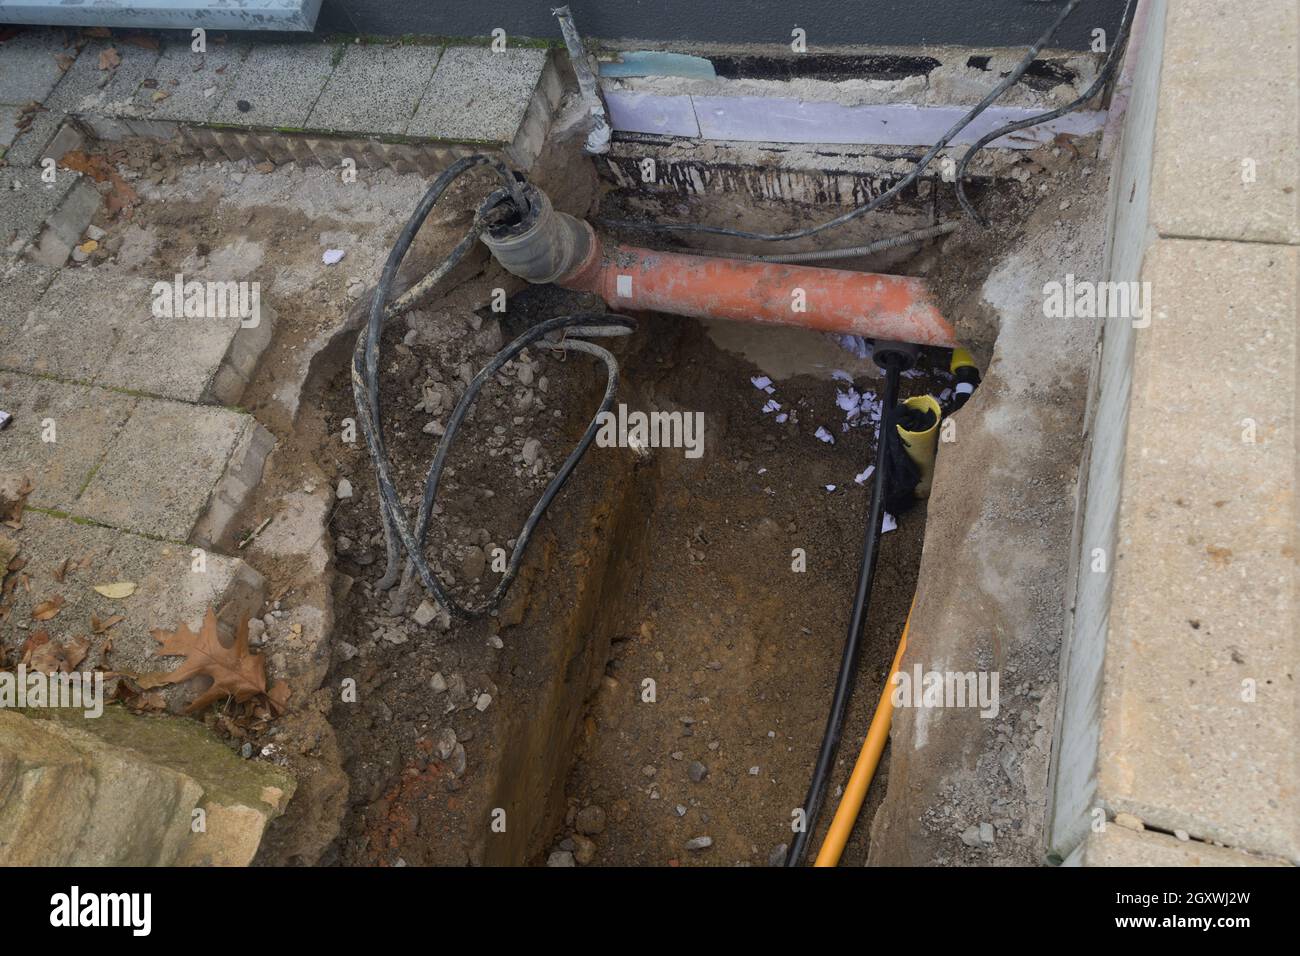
[351,154,635,618]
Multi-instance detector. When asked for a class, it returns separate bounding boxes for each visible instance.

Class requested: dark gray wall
[318,0,1126,50]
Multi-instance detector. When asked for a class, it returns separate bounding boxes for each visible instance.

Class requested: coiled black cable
[351,154,634,618]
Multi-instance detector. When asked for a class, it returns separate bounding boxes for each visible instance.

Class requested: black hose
[956,0,1137,226]
[351,153,634,617]
[598,0,1082,243]
[785,353,902,867]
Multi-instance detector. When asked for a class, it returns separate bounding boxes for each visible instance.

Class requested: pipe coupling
[481,185,594,285]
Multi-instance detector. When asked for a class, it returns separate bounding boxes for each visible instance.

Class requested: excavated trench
[308,118,1107,868]
[320,266,949,867]
[58,113,1106,867]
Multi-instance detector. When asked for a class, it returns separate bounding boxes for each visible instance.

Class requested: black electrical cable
[401,313,634,618]
[351,153,635,618]
[956,0,1138,225]
[598,0,1083,243]
[785,353,903,867]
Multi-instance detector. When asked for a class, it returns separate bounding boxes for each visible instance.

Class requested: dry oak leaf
[141,608,287,715]
[98,47,121,70]
[31,595,65,621]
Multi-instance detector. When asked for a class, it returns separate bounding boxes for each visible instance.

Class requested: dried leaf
[98,47,121,70]
[20,630,87,673]
[150,90,170,103]
[144,608,285,715]
[31,595,65,621]
[91,613,125,634]
[93,581,136,599]
[64,634,90,670]
[53,53,75,72]
[120,35,160,51]
[52,557,69,582]
[83,27,112,38]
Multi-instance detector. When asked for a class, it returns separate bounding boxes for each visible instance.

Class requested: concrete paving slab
[0,29,69,106]
[1,511,265,712]
[1099,238,1298,862]
[1073,825,1288,867]
[131,40,248,124]
[408,46,548,144]
[306,42,441,136]
[0,259,57,321]
[0,372,136,512]
[73,398,255,541]
[45,38,160,123]
[0,168,79,258]
[1151,0,1300,244]
[0,266,139,385]
[5,267,267,404]
[0,104,20,151]
[211,41,337,129]
[0,102,62,166]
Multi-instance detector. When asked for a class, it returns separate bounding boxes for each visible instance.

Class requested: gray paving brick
[46,39,160,121]
[307,42,441,136]
[0,373,136,512]
[0,168,79,258]
[212,42,337,129]
[1,511,265,712]
[74,398,254,541]
[0,29,70,106]
[407,46,548,144]
[1152,0,1300,244]
[0,104,20,151]
[2,267,270,405]
[131,40,248,124]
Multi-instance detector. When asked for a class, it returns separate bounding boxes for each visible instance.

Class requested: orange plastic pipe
[813,596,915,867]
[559,242,956,347]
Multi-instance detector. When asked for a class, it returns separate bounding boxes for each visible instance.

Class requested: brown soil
[320,276,950,866]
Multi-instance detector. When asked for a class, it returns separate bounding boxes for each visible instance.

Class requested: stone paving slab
[1151,0,1300,244]
[1,267,270,405]
[0,372,137,513]
[130,40,249,124]
[1098,238,1297,862]
[74,398,257,541]
[306,42,441,136]
[45,37,161,128]
[0,28,67,106]
[1073,825,1289,867]
[0,168,80,258]
[1,511,265,711]
[210,41,337,129]
[408,45,549,143]
[3,34,557,170]
[0,104,20,151]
